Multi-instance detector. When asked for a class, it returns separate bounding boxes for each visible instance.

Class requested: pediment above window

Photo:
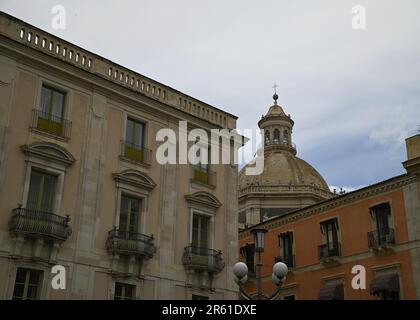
[112,169,156,191]
[185,191,222,211]
[21,142,76,167]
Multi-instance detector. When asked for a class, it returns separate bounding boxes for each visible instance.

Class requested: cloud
[1,0,420,191]
[369,103,419,160]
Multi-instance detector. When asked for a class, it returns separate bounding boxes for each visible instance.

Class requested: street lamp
[233,228,288,300]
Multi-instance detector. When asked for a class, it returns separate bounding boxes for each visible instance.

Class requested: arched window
[265,130,270,145]
[283,130,289,144]
[273,128,280,142]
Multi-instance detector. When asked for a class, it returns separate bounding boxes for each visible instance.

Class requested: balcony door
[280,232,294,267]
[372,203,391,244]
[321,219,339,252]
[119,194,141,237]
[26,170,56,213]
[193,144,210,184]
[125,118,145,161]
[39,85,66,135]
[192,213,210,249]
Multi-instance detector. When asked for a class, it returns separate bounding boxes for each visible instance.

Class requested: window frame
[125,117,146,148]
[40,85,67,121]
[26,169,58,213]
[189,210,214,250]
[114,282,136,300]
[21,164,65,215]
[118,193,142,235]
[12,267,44,300]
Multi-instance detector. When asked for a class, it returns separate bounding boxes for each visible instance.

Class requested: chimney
[402,134,420,174]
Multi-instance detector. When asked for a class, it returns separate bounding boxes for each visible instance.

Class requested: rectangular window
[238,211,246,224]
[321,219,339,250]
[370,203,393,246]
[192,214,210,248]
[38,85,66,135]
[26,169,57,212]
[119,194,141,235]
[244,244,255,274]
[12,268,43,300]
[124,118,145,162]
[372,203,391,232]
[193,144,210,184]
[279,232,294,267]
[114,282,135,300]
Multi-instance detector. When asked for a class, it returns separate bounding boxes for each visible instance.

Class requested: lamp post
[233,228,288,300]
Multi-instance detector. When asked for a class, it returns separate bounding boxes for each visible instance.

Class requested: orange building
[238,134,420,300]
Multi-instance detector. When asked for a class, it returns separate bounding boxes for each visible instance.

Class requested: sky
[1,0,419,191]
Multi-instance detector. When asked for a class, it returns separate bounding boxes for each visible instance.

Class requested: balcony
[120,140,151,166]
[106,228,155,258]
[318,243,341,264]
[31,109,71,140]
[9,207,71,242]
[191,166,216,187]
[182,246,225,274]
[274,254,295,269]
[368,228,395,251]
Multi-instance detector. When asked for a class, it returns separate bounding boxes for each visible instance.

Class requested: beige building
[239,95,333,229]
[0,12,240,300]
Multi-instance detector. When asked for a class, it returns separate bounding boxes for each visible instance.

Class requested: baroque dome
[238,94,333,227]
[239,151,330,191]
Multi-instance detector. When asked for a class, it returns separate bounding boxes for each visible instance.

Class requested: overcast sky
[1,0,419,191]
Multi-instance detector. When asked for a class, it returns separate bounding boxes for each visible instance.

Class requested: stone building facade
[239,135,420,300]
[0,12,240,300]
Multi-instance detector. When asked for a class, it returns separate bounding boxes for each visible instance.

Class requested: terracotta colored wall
[239,189,417,299]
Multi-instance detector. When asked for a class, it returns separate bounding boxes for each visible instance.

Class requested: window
[38,85,66,136]
[240,243,255,275]
[192,213,210,248]
[119,194,141,235]
[371,203,391,233]
[114,282,135,300]
[279,232,294,267]
[283,130,289,144]
[273,128,280,141]
[12,268,43,300]
[319,218,340,258]
[321,219,339,250]
[26,169,57,212]
[192,294,209,300]
[193,144,210,184]
[368,203,394,247]
[124,118,145,162]
[265,130,270,144]
[239,211,246,224]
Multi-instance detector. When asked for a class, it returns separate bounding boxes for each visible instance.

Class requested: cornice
[0,12,238,130]
[239,174,416,239]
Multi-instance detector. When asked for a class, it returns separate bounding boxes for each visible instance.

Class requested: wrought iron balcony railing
[274,254,295,268]
[31,109,72,139]
[9,207,71,241]
[191,166,216,187]
[120,140,151,165]
[318,242,341,260]
[182,246,225,274]
[368,228,395,249]
[106,228,155,258]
